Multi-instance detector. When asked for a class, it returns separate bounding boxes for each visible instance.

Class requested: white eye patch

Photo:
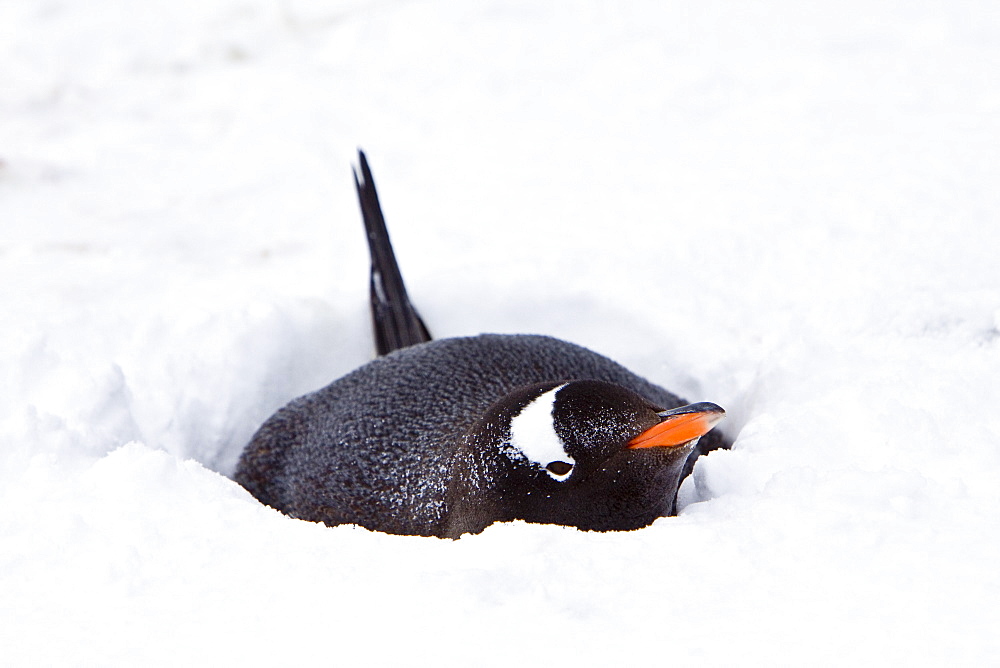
[508,384,575,481]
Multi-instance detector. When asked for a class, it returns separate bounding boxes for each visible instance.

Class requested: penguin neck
[442,381,564,539]
[442,435,510,539]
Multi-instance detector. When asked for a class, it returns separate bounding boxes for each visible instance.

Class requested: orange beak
[627,402,726,449]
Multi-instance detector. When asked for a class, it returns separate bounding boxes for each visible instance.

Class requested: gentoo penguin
[235,151,729,538]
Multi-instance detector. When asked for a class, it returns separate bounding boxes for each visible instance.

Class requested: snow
[2,0,999,664]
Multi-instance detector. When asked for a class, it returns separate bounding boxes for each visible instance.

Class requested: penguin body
[235,151,728,538]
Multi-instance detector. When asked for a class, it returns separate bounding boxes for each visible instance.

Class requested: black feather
[353,150,431,355]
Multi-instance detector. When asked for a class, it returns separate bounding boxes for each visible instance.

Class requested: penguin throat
[508,384,575,481]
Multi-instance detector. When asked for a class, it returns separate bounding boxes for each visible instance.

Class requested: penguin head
[446,379,725,537]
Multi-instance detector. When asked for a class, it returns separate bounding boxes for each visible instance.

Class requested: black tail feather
[353,150,432,356]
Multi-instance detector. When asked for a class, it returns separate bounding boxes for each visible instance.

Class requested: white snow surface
[3,1,1000,664]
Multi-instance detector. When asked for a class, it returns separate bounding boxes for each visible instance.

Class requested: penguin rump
[234,151,729,539]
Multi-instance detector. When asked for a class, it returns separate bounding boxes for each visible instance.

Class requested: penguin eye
[546,461,573,476]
